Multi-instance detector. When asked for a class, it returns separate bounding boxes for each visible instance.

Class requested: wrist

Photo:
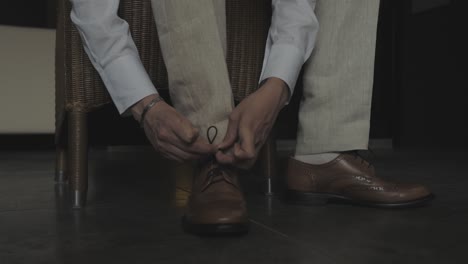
[131,94,160,121]
[263,77,290,107]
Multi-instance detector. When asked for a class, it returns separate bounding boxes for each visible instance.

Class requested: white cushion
[0,25,55,134]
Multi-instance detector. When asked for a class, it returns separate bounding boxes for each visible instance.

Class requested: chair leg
[260,134,277,196]
[68,111,88,209]
[55,144,68,184]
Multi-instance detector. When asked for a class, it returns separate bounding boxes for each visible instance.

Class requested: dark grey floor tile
[245,150,468,264]
[0,148,467,264]
[0,202,336,264]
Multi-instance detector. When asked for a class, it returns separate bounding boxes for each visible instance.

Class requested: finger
[160,142,204,161]
[161,151,183,163]
[233,144,257,169]
[162,133,216,155]
[216,149,235,165]
[218,116,239,150]
[255,127,268,145]
[186,137,217,154]
[234,127,256,160]
[172,117,200,144]
[233,142,245,160]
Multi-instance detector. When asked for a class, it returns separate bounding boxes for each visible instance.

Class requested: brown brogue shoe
[183,161,249,235]
[285,152,434,208]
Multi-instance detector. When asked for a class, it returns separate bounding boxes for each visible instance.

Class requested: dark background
[1,0,467,149]
[0,0,57,28]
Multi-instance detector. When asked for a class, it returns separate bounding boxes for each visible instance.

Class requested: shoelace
[200,126,238,192]
[206,125,218,145]
[201,166,238,192]
[348,149,376,169]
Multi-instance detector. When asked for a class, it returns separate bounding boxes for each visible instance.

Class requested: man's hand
[216,78,289,169]
[131,95,217,162]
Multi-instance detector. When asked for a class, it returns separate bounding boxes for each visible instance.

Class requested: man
[70,0,433,235]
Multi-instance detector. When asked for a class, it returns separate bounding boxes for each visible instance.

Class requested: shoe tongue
[196,160,222,180]
[199,165,238,192]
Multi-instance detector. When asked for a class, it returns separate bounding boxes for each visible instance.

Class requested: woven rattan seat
[55,0,277,207]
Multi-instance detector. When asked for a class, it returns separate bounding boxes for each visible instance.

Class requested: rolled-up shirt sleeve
[260,0,319,103]
[70,0,157,115]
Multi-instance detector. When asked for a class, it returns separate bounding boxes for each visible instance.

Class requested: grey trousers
[151,0,380,153]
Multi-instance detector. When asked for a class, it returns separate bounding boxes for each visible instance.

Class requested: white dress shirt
[70,0,318,114]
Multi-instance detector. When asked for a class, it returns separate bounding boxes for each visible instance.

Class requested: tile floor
[0,148,466,264]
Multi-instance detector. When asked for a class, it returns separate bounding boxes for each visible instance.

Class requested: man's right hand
[131,95,217,162]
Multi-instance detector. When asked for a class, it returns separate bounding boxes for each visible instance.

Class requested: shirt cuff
[101,54,158,115]
[259,43,305,104]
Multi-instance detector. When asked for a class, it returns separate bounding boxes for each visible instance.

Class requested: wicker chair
[55,0,276,208]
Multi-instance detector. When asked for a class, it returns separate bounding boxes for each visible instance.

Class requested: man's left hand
[216,77,289,169]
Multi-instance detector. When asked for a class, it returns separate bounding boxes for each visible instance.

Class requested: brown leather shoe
[285,152,434,208]
[182,161,249,235]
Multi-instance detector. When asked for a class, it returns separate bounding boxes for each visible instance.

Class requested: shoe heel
[284,190,330,206]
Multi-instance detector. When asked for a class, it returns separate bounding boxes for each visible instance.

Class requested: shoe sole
[284,190,435,209]
[181,215,249,236]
